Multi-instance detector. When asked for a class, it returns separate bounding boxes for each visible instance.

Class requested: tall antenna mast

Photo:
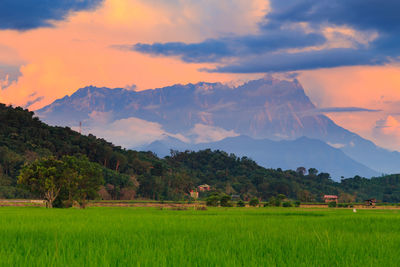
[79,121,82,134]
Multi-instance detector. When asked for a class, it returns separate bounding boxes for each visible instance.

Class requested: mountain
[36,77,400,175]
[37,78,335,139]
[141,135,379,181]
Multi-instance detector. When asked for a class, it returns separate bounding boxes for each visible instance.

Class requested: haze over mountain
[37,77,400,177]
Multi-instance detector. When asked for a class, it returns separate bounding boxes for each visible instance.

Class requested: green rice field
[1,207,400,266]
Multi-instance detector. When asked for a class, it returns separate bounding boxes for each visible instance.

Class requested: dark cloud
[0,0,104,30]
[298,106,381,117]
[131,28,325,63]
[315,107,381,113]
[24,96,44,108]
[204,48,386,73]
[127,0,400,73]
[0,65,21,82]
[267,0,400,33]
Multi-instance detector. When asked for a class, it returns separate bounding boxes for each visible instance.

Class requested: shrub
[249,197,259,207]
[263,202,269,207]
[277,194,286,201]
[338,203,349,208]
[269,196,281,207]
[294,201,301,207]
[282,201,292,207]
[328,201,337,208]
[206,195,220,207]
[220,195,233,207]
[236,200,245,207]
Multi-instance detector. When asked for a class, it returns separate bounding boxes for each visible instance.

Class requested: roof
[198,184,210,187]
[323,195,338,199]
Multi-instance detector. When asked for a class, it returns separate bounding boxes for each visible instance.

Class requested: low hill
[142,135,379,181]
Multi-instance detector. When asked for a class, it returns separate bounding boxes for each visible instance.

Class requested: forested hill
[1,103,400,202]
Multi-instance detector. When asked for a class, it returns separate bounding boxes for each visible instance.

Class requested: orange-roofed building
[324,195,338,203]
[198,184,211,192]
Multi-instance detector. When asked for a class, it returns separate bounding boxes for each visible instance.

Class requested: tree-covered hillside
[1,103,400,202]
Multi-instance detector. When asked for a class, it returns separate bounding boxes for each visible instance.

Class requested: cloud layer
[0,0,104,30]
[129,0,400,73]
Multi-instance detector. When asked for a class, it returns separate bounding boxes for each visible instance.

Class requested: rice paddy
[0,207,399,266]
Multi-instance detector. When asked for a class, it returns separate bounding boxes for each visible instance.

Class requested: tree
[236,200,245,207]
[61,155,104,208]
[308,168,318,176]
[220,194,232,207]
[338,192,356,203]
[249,197,259,207]
[18,156,104,208]
[296,167,306,176]
[297,190,312,202]
[206,194,220,206]
[18,157,65,208]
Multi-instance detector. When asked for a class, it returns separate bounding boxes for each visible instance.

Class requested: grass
[0,207,400,266]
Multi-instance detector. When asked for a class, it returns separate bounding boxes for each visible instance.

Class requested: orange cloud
[299,65,400,150]
[0,0,265,109]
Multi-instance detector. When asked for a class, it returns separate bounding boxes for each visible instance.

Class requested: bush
[338,203,349,208]
[236,200,245,207]
[220,195,233,207]
[282,201,292,207]
[263,202,269,207]
[269,196,281,207]
[249,197,259,207]
[328,201,337,208]
[206,195,220,207]
[294,201,301,207]
[277,194,286,200]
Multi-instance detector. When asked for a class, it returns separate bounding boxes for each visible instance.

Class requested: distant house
[364,198,376,207]
[324,195,338,203]
[198,184,211,192]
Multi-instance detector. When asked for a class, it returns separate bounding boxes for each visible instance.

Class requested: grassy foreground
[0,207,399,266]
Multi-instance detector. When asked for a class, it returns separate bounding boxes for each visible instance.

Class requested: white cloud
[188,123,239,144]
[327,142,346,149]
[86,116,188,148]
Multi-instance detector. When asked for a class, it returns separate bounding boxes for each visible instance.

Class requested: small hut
[364,198,376,207]
[198,184,211,192]
[323,195,338,203]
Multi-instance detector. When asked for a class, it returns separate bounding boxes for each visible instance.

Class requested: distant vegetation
[2,103,400,204]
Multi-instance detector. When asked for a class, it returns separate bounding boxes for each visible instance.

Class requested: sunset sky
[1,0,400,150]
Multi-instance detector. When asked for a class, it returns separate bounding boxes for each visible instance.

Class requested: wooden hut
[323,195,338,203]
[364,198,376,207]
[198,184,211,192]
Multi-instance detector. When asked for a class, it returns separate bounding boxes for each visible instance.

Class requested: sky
[1,0,400,150]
